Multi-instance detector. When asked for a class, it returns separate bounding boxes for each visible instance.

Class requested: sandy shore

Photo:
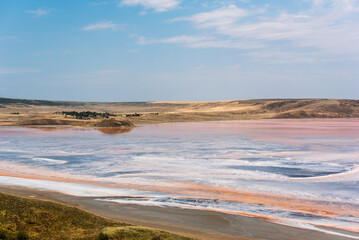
[1,185,358,240]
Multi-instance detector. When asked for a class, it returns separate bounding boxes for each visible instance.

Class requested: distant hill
[0,97,148,106]
[0,97,84,106]
[0,97,358,126]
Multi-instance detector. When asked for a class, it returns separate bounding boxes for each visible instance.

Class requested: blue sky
[0,0,358,101]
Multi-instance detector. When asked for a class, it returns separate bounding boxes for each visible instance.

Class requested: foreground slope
[0,191,196,240]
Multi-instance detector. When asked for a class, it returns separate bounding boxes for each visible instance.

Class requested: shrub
[16,231,29,240]
[98,232,109,240]
[0,230,7,240]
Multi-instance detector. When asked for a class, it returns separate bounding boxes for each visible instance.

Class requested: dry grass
[0,98,359,127]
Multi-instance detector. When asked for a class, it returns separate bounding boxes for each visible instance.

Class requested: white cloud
[209,2,359,56]
[138,34,263,49]
[120,0,180,12]
[82,21,122,31]
[138,35,211,44]
[140,0,359,62]
[0,68,41,74]
[26,8,50,18]
[174,5,248,28]
[184,39,263,49]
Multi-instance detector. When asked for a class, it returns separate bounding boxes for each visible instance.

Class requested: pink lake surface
[0,119,359,237]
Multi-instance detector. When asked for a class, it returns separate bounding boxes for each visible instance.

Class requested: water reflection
[95,127,133,135]
[29,127,69,132]
[27,126,134,135]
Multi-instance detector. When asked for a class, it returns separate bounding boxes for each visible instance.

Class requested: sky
[0,0,359,102]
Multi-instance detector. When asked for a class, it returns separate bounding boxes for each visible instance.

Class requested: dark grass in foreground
[0,192,196,240]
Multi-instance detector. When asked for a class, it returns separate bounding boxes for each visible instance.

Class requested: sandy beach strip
[1,185,359,240]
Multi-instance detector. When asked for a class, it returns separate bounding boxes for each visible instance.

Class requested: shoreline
[1,165,359,230]
[1,185,359,240]
[1,116,359,133]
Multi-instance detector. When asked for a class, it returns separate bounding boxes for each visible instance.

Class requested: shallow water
[0,119,359,236]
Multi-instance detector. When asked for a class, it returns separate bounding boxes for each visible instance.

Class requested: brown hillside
[0,98,358,127]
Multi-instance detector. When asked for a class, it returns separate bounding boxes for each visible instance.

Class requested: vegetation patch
[265,100,298,110]
[59,111,116,120]
[103,226,196,240]
[274,111,315,119]
[340,99,359,108]
[0,191,128,239]
[124,113,142,117]
[319,104,354,115]
[265,100,319,112]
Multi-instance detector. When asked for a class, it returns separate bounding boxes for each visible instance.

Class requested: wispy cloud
[0,68,42,74]
[120,0,180,12]
[138,35,211,44]
[173,4,248,28]
[26,8,50,18]
[0,36,21,42]
[82,21,123,31]
[139,0,359,62]
[138,35,262,49]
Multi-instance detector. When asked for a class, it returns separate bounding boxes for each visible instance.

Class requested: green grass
[0,192,196,240]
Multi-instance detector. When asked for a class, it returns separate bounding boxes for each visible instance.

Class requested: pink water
[0,119,359,237]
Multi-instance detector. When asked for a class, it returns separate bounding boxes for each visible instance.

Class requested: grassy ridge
[0,192,196,240]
